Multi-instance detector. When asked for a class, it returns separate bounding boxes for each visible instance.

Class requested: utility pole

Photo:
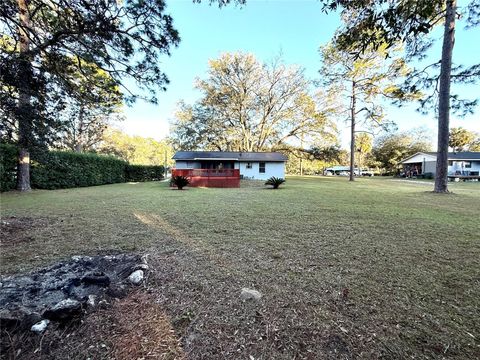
[164,150,168,179]
[300,135,304,176]
[349,80,356,182]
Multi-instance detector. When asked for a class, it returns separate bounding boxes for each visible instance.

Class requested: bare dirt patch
[0,217,50,247]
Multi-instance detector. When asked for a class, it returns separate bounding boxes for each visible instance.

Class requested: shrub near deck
[1,177,479,359]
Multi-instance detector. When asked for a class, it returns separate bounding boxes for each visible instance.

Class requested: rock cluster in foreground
[0,254,147,333]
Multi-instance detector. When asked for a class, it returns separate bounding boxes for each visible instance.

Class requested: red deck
[171,168,240,188]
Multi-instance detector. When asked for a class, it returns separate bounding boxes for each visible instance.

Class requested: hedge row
[0,143,165,191]
[125,164,165,182]
[0,144,18,192]
[31,151,127,190]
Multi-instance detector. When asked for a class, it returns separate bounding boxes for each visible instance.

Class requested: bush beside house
[170,175,190,190]
[0,144,164,191]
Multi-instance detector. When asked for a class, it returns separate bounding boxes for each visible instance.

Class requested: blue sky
[120,0,480,149]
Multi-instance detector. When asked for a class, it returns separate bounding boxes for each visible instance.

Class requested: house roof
[172,151,288,162]
[443,152,480,160]
[400,151,480,163]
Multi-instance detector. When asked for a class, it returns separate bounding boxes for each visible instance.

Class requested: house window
[464,161,472,168]
[246,162,252,169]
[259,162,266,173]
[448,160,453,166]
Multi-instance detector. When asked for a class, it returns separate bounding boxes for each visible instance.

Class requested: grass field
[1,177,479,359]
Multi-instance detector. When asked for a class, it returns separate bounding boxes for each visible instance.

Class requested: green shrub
[125,165,165,182]
[424,172,434,179]
[0,143,18,192]
[265,176,285,189]
[170,175,190,190]
[31,151,127,189]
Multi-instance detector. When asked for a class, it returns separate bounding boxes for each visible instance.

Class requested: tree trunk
[74,143,84,153]
[349,81,356,182]
[16,0,32,191]
[434,0,456,193]
[17,148,31,191]
[74,104,85,152]
[300,136,304,176]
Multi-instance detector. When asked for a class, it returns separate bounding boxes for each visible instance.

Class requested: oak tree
[449,126,479,151]
[99,128,174,167]
[372,128,433,173]
[171,53,337,153]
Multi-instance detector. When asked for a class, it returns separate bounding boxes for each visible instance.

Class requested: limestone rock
[43,299,82,320]
[240,288,262,301]
[128,270,144,285]
[87,295,97,307]
[31,319,50,333]
[133,263,149,271]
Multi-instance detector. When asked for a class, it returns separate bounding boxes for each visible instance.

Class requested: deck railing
[171,168,240,188]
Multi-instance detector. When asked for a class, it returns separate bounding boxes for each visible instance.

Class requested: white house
[172,151,287,180]
[399,152,480,177]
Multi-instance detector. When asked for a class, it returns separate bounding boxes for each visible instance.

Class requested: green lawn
[1,177,479,359]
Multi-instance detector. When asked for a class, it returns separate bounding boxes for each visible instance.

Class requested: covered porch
[402,162,423,177]
[400,153,437,177]
[198,160,235,170]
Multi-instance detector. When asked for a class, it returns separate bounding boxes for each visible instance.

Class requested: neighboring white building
[172,151,287,180]
[400,152,480,177]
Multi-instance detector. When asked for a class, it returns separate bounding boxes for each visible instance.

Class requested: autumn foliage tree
[372,128,433,173]
[449,127,479,151]
[99,128,174,167]
[171,53,337,152]
[355,133,373,170]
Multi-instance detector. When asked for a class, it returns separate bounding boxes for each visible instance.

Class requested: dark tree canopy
[1,0,180,190]
[1,0,180,101]
[321,0,479,115]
